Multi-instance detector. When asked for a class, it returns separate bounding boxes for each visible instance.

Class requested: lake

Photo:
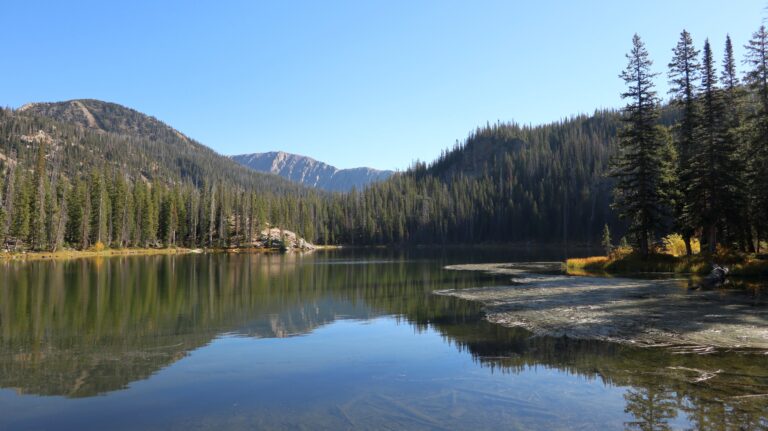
[1,249,766,430]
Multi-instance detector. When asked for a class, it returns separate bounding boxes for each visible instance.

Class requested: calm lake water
[0,248,766,430]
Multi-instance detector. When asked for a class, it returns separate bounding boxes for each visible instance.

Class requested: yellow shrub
[91,241,106,252]
[611,245,633,259]
[662,234,700,257]
[566,256,609,268]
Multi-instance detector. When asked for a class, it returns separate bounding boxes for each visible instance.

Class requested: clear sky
[1,1,764,170]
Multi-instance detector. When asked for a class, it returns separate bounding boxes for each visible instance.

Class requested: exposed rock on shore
[256,228,315,251]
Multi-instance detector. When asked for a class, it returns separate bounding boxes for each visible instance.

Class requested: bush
[91,241,106,252]
[661,233,700,257]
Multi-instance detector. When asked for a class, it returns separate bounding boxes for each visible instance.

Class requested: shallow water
[0,249,766,430]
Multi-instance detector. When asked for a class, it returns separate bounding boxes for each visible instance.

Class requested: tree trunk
[707,224,717,254]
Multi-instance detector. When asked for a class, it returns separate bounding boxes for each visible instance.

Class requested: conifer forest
[1,27,767,254]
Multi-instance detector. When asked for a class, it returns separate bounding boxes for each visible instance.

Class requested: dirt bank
[439,263,768,353]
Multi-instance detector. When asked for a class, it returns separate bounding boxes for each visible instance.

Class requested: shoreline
[566,254,768,278]
[0,247,198,262]
[0,245,340,262]
[440,263,768,353]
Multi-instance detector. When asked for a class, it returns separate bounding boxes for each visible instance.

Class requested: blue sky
[1,1,764,170]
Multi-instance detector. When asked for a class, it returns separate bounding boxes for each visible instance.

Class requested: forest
[0,26,767,254]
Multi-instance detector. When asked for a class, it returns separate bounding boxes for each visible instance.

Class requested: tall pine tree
[720,35,750,250]
[689,40,731,252]
[612,35,669,256]
[667,29,700,255]
[744,26,768,251]
[30,143,48,250]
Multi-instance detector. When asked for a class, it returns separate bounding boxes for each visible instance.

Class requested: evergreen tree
[612,35,669,256]
[744,26,768,251]
[667,29,700,255]
[720,35,750,250]
[689,40,732,252]
[0,171,6,244]
[65,180,83,247]
[9,168,30,249]
[49,179,67,252]
[89,170,109,247]
[30,143,48,250]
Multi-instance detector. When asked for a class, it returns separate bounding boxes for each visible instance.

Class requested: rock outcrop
[257,228,315,251]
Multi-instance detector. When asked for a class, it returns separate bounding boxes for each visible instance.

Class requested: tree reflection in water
[0,250,766,429]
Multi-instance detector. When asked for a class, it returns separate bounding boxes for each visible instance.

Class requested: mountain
[0,99,335,250]
[13,99,305,193]
[319,113,627,245]
[231,151,394,192]
[0,98,683,250]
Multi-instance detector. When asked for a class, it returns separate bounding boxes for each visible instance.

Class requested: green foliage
[744,26,768,250]
[9,168,30,247]
[611,35,670,256]
[2,23,768,253]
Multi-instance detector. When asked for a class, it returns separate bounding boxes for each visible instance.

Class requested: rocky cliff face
[231,151,393,192]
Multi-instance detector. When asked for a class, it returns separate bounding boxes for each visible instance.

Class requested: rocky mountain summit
[231,151,393,192]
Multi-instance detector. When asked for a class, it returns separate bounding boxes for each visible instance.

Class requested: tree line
[613,28,768,255]
[1,27,766,253]
[0,143,327,251]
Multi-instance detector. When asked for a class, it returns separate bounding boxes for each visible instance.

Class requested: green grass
[566,252,768,277]
[0,247,197,262]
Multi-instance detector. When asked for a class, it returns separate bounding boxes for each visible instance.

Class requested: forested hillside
[2,24,767,253]
[0,103,329,251]
[15,100,305,193]
[323,113,626,245]
[0,101,627,250]
[322,27,768,254]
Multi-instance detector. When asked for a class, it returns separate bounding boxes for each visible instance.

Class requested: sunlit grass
[566,238,768,277]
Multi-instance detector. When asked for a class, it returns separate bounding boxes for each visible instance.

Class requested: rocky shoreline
[439,263,768,353]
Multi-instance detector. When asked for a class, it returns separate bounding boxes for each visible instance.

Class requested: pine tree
[89,169,109,247]
[65,180,84,247]
[612,35,669,256]
[0,171,6,244]
[30,143,48,250]
[720,35,750,250]
[744,26,768,251]
[9,168,30,249]
[667,29,700,255]
[49,179,67,252]
[689,40,731,252]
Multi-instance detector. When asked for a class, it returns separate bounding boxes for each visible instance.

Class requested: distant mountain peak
[231,151,394,192]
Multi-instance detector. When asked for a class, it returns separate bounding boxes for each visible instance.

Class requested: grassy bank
[0,244,340,262]
[566,253,768,277]
[0,247,201,262]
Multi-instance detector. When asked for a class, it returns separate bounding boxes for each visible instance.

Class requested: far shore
[0,245,339,262]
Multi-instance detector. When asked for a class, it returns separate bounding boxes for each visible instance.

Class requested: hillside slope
[321,112,627,245]
[11,99,303,194]
[232,151,393,192]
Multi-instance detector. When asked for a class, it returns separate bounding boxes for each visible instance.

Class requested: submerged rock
[439,263,768,352]
[693,264,729,289]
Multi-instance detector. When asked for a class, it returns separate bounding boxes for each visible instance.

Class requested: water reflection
[0,250,766,429]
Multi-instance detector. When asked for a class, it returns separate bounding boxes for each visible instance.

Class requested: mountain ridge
[231,151,394,192]
[11,99,307,193]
